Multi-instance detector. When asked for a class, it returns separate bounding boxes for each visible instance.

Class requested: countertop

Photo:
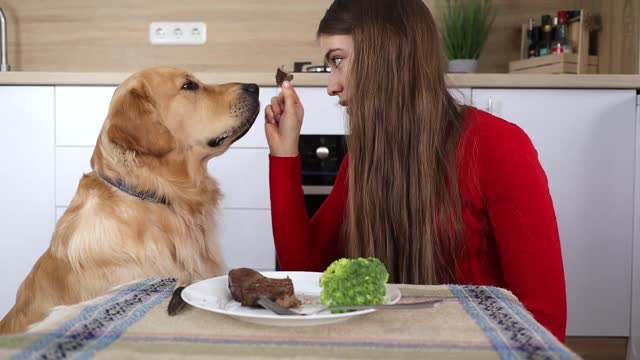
[0,71,639,89]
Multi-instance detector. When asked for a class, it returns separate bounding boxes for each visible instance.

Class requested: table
[0,278,580,359]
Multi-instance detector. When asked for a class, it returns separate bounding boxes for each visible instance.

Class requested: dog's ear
[107,78,175,156]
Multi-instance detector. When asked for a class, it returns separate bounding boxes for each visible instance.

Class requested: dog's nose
[242,83,259,96]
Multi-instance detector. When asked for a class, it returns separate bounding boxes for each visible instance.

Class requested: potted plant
[439,0,496,73]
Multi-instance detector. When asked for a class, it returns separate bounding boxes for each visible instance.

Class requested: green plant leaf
[438,0,495,60]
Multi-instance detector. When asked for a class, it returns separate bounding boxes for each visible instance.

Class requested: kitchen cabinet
[472,89,636,337]
[56,86,116,146]
[0,87,56,318]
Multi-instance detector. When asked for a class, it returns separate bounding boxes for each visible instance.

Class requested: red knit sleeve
[477,113,567,341]
[269,154,349,271]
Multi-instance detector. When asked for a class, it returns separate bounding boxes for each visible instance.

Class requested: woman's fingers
[265,105,276,124]
[281,81,304,121]
[271,96,283,121]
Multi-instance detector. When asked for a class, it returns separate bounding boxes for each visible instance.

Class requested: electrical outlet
[149,22,207,45]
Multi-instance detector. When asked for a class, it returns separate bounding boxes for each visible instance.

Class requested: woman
[265,0,566,341]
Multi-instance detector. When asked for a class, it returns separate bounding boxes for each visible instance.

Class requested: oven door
[299,135,346,216]
[275,135,346,270]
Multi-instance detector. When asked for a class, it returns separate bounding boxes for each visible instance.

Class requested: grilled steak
[228,268,301,308]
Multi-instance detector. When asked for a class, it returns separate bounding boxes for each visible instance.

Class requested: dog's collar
[97,173,169,205]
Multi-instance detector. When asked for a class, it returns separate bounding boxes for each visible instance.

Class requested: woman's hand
[265,81,304,157]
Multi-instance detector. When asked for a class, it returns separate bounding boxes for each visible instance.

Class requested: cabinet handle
[316,146,330,159]
[487,97,494,114]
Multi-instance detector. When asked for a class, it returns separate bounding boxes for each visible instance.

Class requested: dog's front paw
[167,286,188,316]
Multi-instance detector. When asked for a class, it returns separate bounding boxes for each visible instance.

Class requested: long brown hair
[318,0,465,284]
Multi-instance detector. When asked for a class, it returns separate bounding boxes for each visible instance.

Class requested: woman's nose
[327,76,342,96]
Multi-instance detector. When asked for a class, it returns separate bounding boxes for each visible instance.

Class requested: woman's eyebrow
[324,48,342,63]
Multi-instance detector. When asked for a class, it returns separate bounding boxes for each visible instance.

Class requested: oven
[275,134,347,270]
[299,134,347,216]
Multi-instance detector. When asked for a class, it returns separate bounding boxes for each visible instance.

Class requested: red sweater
[269,107,567,341]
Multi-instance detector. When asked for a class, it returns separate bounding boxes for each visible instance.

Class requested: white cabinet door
[450,87,472,105]
[0,87,55,318]
[218,209,275,270]
[472,89,636,337]
[298,87,347,135]
[208,148,270,209]
[55,147,93,207]
[56,86,116,146]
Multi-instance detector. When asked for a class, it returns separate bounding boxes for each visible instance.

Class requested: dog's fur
[0,67,259,333]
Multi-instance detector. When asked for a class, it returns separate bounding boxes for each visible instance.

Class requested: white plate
[181,271,401,327]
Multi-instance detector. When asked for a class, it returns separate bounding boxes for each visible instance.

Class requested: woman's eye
[333,57,343,67]
[182,80,199,91]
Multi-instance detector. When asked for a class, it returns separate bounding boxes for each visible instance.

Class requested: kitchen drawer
[56,86,116,146]
[219,209,275,270]
[56,147,270,209]
[208,148,271,209]
[55,147,93,206]
[56,85,275,149]
[53,207,275,271]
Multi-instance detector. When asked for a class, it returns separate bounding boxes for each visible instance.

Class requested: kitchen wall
[0,0,637,74]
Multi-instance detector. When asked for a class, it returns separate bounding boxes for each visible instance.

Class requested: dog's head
[104,67,259,160]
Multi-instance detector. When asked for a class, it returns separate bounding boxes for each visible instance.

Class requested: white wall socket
[149,22,207,45]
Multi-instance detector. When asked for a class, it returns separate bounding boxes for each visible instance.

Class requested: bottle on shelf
[539,14,552,56]
[527,18,536,58]
[554,10,573,54]
[529,25,541,57]
[556,10,573,54]
[551,16,561,53]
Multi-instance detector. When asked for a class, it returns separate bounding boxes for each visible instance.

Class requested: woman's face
[319,34,353,107]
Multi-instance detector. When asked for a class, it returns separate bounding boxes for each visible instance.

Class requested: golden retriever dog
[0,66,259,333]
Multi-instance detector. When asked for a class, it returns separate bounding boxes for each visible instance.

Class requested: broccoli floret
[319,257,389,310]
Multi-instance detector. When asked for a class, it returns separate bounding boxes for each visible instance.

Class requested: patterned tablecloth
[0,278,581,359]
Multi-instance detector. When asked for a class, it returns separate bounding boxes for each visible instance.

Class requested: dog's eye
[208,137,224,147]
[182,80,199,91]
